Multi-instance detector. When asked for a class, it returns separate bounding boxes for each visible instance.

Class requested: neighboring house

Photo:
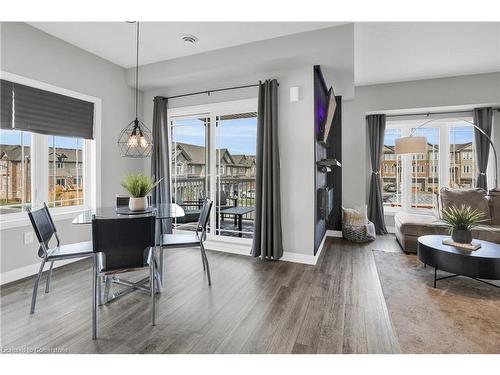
[171,142,256,201]
[381,142,476,193]
[172,143,256,179]
[0,145,83,204]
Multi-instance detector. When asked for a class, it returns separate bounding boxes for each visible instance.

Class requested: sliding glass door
[171,116,210,232]
[169,99,257,240]
[215,112,257,238]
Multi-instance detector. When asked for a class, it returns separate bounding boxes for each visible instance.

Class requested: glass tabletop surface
[72,203,185,224]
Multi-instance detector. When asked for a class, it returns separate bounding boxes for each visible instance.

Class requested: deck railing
[173,177,256,221]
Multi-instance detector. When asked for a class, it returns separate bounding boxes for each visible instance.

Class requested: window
[0,130,32,214]
[381,128,403,208]
[384,116,475,212]
[176,163,184,175]
[0,76,96,225]
[0,129,89,217]
[49,136,84,208]
[169,100,257,240]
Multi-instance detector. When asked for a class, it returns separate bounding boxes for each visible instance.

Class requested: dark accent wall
[313,66,342,255]
[327,95,342,231]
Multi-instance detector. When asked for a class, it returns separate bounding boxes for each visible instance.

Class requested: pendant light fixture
[118,21,153,158]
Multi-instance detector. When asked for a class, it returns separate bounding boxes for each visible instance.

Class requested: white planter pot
[129,196,148,212]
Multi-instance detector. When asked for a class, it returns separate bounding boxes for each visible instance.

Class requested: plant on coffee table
[440,204,485,243]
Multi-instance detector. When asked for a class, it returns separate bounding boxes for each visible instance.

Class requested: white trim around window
[383,114,478,215]
[0,71,101,229]
[168,98,258,247]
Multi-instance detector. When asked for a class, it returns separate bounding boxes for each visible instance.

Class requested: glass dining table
[72,203,185,304]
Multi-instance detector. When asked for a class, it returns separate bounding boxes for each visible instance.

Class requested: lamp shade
[394,136,427,154]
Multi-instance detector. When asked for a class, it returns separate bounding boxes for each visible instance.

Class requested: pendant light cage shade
[118,119,153,158]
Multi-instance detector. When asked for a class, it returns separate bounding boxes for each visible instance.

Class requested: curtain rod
[156,81,278,101]
[386,108,500,119]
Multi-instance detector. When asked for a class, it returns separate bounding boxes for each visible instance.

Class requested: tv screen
[322,87,337,143]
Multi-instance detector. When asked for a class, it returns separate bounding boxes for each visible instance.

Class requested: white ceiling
[28,22,339,68]
[28,22,500,86]
[355,22,500,85]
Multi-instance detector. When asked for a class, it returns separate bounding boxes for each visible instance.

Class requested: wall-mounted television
[314,66,337,144]
[321,87,337,144]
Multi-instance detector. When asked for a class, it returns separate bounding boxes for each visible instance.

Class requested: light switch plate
[24,231,34,245]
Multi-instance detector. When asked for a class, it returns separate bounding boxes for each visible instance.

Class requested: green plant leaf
[439,204,486,233]
[121,173,163,198]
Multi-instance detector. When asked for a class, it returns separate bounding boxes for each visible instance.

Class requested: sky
[0,130,82,149]
[172,117,257,155]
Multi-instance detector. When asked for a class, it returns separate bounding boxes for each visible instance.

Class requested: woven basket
[342,223,375,243]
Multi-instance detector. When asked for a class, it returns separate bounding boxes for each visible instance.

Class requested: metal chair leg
[200,242,211,286]
[30,259,46,314]
[97,276,103,306]
[45,261,54,293]
[103,276,112,304]
[200,247,206,271]
[92,256,98,340]
[150,261,156,326]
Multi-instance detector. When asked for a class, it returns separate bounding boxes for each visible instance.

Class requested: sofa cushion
[440,187,491,224]
[471,225,500,243]
[395,213,448,237]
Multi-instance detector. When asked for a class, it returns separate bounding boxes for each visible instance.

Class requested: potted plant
[440,204,485,244]
[121,173,162,212]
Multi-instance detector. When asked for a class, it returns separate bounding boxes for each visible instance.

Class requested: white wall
[0,22,143,277]
[142,66,316,256]
[342,72,500,211]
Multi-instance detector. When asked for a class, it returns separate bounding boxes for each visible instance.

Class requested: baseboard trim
[0,258,82,286]
[205,239,320,265]
[386,226,396,234]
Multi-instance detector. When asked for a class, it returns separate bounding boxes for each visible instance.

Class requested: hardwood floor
[0,235,402,354]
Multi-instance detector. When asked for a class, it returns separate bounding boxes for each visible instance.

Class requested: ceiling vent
[182,34,198,44]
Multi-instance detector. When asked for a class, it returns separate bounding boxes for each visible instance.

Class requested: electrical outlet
[24,231,34,245]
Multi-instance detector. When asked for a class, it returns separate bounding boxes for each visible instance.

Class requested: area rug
[372,250,500,353]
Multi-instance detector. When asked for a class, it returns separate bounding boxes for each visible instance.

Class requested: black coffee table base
[429,264,500,289]
[417,235,500,291]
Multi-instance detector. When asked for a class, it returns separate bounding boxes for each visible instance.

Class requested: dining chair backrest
[196,198,213,235]
[27,203,58,257]
[91,215,156,272]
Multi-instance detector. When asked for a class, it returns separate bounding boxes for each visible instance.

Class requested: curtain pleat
[151,97,172,235]
[251,79,283,260]
[473,107,493,190]
[366,114,388,234]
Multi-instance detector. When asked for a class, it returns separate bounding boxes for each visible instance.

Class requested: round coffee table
[417,235,500,289]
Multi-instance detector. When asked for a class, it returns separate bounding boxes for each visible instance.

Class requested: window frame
[0,71,100,229]
[168,98,258,246]
[384,114,476,215]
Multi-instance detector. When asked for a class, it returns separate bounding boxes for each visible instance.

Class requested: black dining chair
[27,203,93,314]
[158,198,213,286]
[91,215,157,339]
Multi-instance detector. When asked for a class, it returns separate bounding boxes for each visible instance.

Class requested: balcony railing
[173,177,256,237]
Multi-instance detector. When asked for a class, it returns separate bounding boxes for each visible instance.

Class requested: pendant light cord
[135,21,139,120]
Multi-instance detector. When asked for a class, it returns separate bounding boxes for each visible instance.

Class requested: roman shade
[0,79,94,139]
[0,80,13,129]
